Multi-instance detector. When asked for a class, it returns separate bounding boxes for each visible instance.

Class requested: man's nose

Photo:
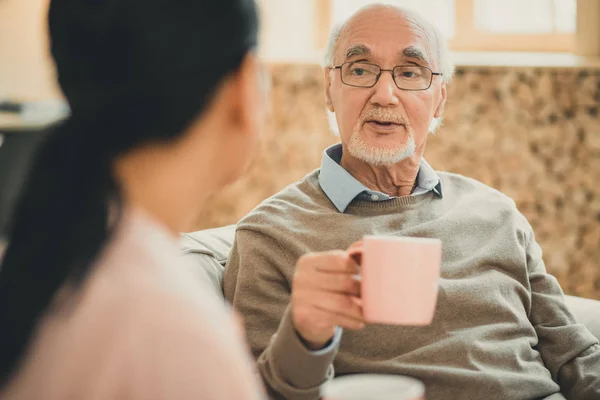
[370,71,400,107]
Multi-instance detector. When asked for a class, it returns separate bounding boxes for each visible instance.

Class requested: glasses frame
[330,61,443,91]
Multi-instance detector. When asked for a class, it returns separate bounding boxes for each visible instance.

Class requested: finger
[301,251,360,274]
[304,291,363,321]
[332,312,365,330]
[347,240,363,251]
[313,306,365,330]
[302,306,365,331]
[309,272,361,296]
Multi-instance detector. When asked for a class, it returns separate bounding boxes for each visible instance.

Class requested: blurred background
[1,0,598,299]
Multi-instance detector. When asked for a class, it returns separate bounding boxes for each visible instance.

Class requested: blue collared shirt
[318,143,443,212]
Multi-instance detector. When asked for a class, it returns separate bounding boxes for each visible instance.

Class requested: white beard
[347,130,416,166]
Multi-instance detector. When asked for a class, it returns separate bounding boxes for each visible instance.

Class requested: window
[474,0,576,34]
[326,0,577,52]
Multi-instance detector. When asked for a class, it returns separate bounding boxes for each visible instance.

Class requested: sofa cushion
[564,295,600,340]
[180,225,236,294]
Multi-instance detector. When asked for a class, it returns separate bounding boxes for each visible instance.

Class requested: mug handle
[347,240,364,265]
[346,241,364,307]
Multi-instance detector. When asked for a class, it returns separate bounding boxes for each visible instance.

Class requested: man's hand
[291,250,364,350]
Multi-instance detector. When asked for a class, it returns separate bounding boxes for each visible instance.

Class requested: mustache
[359,108,409,126]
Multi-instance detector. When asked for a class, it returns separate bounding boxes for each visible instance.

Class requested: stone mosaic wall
[195,64,600,300]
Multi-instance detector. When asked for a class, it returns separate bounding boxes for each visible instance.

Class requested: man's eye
[399,70,421,79]
[352,68,366,76]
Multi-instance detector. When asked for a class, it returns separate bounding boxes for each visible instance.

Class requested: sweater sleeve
[223,228,338,400]
[525,226,600,399]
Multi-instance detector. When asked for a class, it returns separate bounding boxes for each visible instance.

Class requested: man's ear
[433,81,447,118]
[324,67,335,112]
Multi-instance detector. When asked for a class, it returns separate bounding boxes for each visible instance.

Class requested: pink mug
[349,235,442,325]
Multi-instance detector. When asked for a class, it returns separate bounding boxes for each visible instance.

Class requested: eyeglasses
[330,62,442,91]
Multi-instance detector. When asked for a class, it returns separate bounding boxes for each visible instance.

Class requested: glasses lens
[342,62,380,87]
[393,66,432,90]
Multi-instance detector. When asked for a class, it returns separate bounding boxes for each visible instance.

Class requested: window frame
[315,0,587,54]
[451,0,574,52]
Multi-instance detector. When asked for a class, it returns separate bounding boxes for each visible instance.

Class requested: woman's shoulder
[4,215,258,399]
[89,210,231,330]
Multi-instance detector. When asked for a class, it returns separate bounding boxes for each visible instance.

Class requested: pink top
[2,209,264,400]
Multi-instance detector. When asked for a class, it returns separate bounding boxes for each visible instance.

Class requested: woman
[0,0,265,398]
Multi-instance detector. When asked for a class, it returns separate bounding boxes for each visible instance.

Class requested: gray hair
[323,3,454,134]
[324,3,454,82]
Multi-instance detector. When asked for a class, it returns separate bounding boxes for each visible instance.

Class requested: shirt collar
[413,157,443,197]
[318,143,443,212]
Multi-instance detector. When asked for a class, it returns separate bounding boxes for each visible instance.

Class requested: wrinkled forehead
[335,9,433,67]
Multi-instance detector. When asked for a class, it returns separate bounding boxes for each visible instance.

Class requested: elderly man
[224,4,600,400]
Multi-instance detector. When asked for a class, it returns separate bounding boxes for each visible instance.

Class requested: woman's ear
[234,52,263,136]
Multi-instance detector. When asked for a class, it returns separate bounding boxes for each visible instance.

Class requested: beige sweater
[224,170,600,400]
[2,209,263,400]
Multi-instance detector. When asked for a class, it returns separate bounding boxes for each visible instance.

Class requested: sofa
[180,224,600,341]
